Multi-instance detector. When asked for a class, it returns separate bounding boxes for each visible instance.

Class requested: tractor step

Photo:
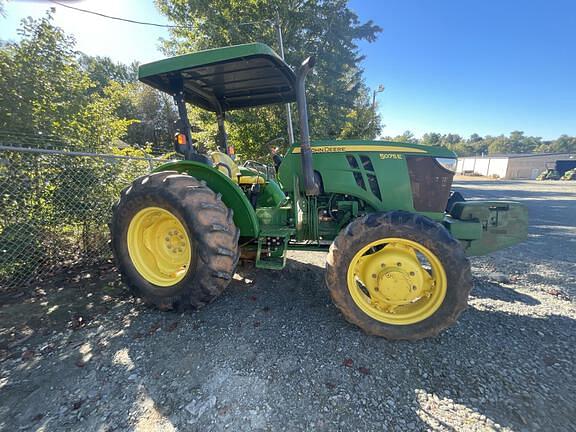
[255,228,294,270]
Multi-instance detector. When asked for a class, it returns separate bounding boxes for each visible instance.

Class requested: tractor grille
[406,156,454,212]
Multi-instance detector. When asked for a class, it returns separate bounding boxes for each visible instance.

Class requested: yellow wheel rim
[127,207,192,287]
[346,238,447,325]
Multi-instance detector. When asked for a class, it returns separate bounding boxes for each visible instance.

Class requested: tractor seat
[210,152,265,185]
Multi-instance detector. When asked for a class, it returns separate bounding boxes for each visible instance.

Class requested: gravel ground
[0,179,575,432]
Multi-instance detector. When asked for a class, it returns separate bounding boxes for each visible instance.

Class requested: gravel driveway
[0,179,574,431]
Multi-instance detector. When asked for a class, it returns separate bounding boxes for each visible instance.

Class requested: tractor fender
[152,160,259,238]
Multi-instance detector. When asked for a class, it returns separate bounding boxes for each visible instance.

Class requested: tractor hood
[288,140,456,158]
[278,140,458,215]
[138,43,297,112]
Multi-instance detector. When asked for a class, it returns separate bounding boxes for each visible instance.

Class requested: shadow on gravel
[471,279,541,305]
[0,258,575,431]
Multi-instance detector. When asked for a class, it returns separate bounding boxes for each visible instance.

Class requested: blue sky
[2,0,575,139]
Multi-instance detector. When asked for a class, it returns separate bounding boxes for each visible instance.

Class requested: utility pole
[371,84,385,133]
[237,13,294,145]
[275,10,295,145]
[372,84,385,116]
[361,84,385,136]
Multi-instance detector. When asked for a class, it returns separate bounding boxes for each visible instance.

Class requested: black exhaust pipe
[296,56,319,196]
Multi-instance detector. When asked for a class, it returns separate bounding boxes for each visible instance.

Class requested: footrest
[255,228,293,270]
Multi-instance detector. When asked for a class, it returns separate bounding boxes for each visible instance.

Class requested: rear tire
[110,171,239,310]
[326,211,472,340]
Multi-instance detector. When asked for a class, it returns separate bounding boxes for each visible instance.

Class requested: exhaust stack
[295,56,319,196]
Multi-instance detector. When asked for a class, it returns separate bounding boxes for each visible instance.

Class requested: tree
[76,54,180,151]
[338,87,382,140]
[485,131,540,155]
[386,130,418,143]
[534,135,576,153]
[0,14,139,283]
[421,132,442,146]
[442,133,462,148]
[79,54,138,92]
[0,14,92,138]
[154,0,382,157]
[124,82,179,153]
[469,133,482,143]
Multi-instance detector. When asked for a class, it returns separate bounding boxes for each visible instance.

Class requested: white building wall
[457,159,464,173]
[474,158,490,176]
[461,158,476,172]
[457,157,509,178]
[487,158,509,178]
[457,154,574,179]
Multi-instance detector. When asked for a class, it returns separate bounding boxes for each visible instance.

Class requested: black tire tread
[110,171,239,310]
[326,211,472,340]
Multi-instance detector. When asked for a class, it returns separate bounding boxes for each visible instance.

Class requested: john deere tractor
[110,43,528,340]
[536,168,560,181]
[561,168,576,180]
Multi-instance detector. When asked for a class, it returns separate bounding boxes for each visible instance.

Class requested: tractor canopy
[138,43,297,111]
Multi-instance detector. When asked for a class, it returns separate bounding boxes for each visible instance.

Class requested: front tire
[110,171,239,310]
[326,211,472,340]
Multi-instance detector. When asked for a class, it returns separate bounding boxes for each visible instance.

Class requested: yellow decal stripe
[291,145,427,154]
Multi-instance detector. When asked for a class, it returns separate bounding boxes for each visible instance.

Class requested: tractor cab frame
[139,43,319,195]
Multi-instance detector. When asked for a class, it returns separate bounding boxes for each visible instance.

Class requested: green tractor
[560,168,576,180]
[110,43,528,340]
[536,168,560,181]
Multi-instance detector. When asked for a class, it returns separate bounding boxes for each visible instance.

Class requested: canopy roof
[138,43,297,112]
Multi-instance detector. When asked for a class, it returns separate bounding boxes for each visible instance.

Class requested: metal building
[456,153,575,179]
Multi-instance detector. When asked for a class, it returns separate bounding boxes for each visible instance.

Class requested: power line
[48,1,274,31]
[48,0,191,29]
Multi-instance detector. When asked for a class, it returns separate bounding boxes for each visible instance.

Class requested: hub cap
[127,207,192,286]
[346,238,447,325]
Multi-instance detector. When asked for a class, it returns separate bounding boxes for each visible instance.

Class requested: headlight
[435,157,457,172]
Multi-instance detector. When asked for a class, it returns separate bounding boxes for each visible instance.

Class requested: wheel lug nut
[372,274,377,278]
[410,271,415,276]
[396,262,402,267]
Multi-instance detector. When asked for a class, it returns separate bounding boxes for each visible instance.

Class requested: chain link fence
[0,139,169,290]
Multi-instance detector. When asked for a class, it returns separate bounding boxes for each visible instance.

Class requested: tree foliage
[78,53,138,93]
[0,13,133,149]
[155,0,383,157]
[383,130,576,156]
[0,14,147,285]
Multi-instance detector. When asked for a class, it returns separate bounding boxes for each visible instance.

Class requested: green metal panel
[446,201,528,256]
[442,217,483,240]
[255,206,290,228]
[257,180,287,207]
[278,140,455,215]
[152,160,259,238]
[139,43,285,78]
[138,43,296,111]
